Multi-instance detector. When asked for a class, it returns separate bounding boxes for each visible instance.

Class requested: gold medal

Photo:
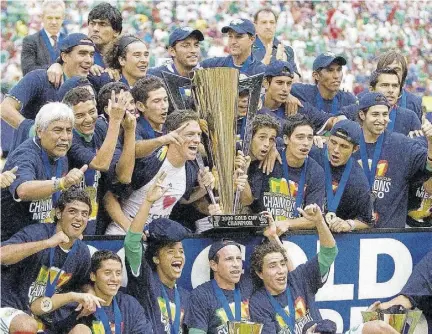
[40,296,53,313]
[325,212,336,224]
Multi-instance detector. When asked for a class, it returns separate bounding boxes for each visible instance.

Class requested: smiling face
[137,87,169,130]
[176,120,202,161]
[72,99,98,135]
[255,10,277,41]
[62,45,95,77]
[155,242,185,285]
[370,73,400,107]
[314,63,343,93]
[119,42,149,83]
[169,36,201,70]
[284,125,314,164]
[210,245,243,288]
[264,75,293,105]
[359,105,390,138]
[37,120,73,158]
[327,135,356,167]
[91,259,122,299]
[257,251,288,295]
[88,19,119,49]
[251,127,277,161]
[227,30,254,58]
[57,200,90,239]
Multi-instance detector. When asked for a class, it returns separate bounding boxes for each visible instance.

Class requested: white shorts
[0,307,26,334]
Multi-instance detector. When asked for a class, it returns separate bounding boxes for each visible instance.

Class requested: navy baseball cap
[358,92,391,111]
[222,18,255,35]
[169,27,204,47]
[58,33,95,52]
[265,60,295,78]
[330,119,361,145]
[208,239,241,261]
[147,218,190,242]
[313,52,347,71]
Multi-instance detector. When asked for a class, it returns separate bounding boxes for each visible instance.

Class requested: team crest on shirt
[28,266,72,303]
[157,296,185,334]
[275,297,313,334]
[263,177,307,220]
[214,300,249,334]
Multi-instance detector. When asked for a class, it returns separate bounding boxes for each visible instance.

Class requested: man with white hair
[21,0,66,75]
[1,102,86,241]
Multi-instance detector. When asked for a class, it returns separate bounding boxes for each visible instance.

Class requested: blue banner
[85,229,432,332]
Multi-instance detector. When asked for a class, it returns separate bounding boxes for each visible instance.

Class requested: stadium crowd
[0,1,431,334]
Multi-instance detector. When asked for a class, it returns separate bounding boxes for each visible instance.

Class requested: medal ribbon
[359,132,384,190]
[41,29,60,62]
[316,93,338,115]
[266,288,295,331]
[281,152,308,218]
[323,147,352,213]
[94,296,122,334]
[160,284,181,334]
[41,149,63,206]
[45,240,78,297]
[211,279,241,322]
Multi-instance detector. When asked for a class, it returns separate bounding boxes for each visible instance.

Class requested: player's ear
[358,110,366,122]
[209,259,218,272]
[90,272,96,282]
[352,145,359,154]
[255,270,264,280]
[153,256,160,265]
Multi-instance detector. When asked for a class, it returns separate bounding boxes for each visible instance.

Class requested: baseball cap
[58,33,95,52]
[208,239,241,261]
[265,60,295,78]
[313,52,347,71]
[147,218,191,242]
[330,119,361,145]
[358,92,391,111]
[169,27,204,47]
[221,18,255,35]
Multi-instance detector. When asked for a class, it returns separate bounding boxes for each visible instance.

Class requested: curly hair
[250,241,287,290]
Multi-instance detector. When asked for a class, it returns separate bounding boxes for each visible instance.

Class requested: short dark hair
[90,250,122,274]
[282,114,313,138]
[62,87,95,107]
[145,241,179,271]
[369,68,400,89]
[165,109,200,132]
[97,81,130,115]
[88,2,122,33]
[131,75,166,105]
[252,114,280,137]
[54,187,92,222]
[254,7,278,23]
[250,241,287,290]
[376,51,407,87]
[104,35,146,70]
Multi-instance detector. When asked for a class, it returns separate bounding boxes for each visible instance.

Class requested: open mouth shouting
[171,260,184,274]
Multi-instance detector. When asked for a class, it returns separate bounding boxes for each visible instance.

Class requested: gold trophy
[361,308,423,334]
[228,321,264,334]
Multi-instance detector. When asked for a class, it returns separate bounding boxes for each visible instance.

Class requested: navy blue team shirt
[1,137,69,241]
[200,54,266,77]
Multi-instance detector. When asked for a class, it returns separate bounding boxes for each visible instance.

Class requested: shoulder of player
[307,156,324,175]
[6,138,42,166]
[22,222,55,241]
[115,291,143,309]
[249,286,267,303]
[200,57,228,67]
[147,66,166,77]
[190,280,213,298]
[397,106,418,119]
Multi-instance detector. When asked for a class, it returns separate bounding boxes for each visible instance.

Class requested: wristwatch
[40,296,53,313]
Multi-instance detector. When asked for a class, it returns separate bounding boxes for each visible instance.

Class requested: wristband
[346,219,355,232]
[53,178,61,192]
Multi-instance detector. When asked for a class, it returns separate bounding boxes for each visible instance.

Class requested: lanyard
[95,297,122,334]
[227,55,254,74]
[160,284,181,334]
[323,147,352,213]
[399,90,407,109]
[266,288,295,331]
[211,279,241,322]
[359,132,384,190]
[41,149,63,205]
[387,107,397,132]
[41,29,59,62]
[281,152,308,218]
[316,92,338,115]
[45,240,78,297]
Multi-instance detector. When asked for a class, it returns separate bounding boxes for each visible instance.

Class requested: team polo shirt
[185,277,253,334]
[247,156,325,220]
[200,54,266,77]
[124,232,189,334]
[249,256,324,334]
[1,138,69,241]
[79,291,153,334]
[309,146,374,224]
[1,223,90,331]
[291,83,357,114]
[352,130,429,228]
